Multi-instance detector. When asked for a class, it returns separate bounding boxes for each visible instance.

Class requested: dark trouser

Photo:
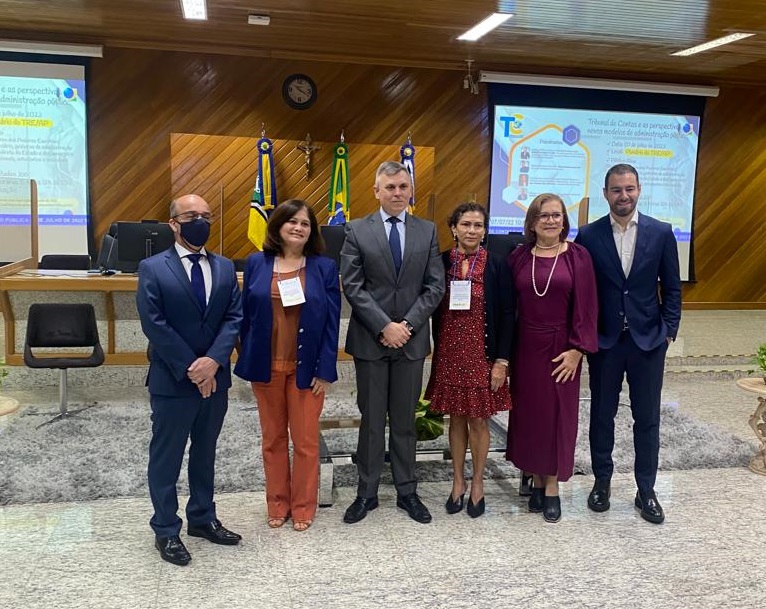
[353,353,424,498]
[588,333,667,495]
[147,392,228,537]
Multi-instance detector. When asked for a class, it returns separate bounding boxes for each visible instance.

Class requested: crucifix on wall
[297,133,321,181]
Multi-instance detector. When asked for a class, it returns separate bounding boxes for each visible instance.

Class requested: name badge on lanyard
[277,276,306,307]
[448,247,480,310]
[449,280,471,310]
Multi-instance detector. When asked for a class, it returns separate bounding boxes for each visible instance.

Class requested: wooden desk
[0,270,352,367]
[735,377,766,476]
[0,272,144,365]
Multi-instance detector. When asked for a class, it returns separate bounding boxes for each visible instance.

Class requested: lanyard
[450,247,481,282]
[274,256,305,280]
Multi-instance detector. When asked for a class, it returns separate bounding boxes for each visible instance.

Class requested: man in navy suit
[137,194,243,565]
[575,164,681,524]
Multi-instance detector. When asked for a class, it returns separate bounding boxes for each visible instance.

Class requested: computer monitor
[116,221,174,272]
[96,233,118,270]
[485,232,527,259]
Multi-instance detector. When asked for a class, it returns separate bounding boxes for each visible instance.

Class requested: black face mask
[178,218,210,248]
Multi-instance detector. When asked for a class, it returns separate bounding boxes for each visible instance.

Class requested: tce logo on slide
[499,114,524,137]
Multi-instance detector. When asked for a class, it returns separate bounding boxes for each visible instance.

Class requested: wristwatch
[402,319,415,334]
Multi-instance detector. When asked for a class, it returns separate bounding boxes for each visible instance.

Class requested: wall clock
[282,74,317,110]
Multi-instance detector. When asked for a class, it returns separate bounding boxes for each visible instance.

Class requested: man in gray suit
[340,161,445,524]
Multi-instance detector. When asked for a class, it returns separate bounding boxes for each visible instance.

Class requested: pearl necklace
[534,241,560,249]
[531,242,561,297]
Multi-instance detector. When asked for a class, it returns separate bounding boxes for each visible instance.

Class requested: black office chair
[485,233,526,259]
[320,225,346,267]
[24,303,105,428]
[38,254,91,270]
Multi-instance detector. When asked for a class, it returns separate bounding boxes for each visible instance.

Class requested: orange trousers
[252,369,324,522]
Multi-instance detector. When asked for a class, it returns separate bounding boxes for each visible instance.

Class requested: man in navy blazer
[137,194,243,565]
[575,164,681,524]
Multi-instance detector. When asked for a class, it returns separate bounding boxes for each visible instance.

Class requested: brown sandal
[292,520,313,532]
[268,517,287,528]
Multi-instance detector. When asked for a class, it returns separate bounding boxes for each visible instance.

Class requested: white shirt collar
[609,209,639,230]
[379,208,407,223]
[174,242,208,258]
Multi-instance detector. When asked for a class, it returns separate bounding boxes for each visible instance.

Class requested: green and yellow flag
[327,142,349,225]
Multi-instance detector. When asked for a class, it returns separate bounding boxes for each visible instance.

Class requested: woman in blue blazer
[234,200,340,532]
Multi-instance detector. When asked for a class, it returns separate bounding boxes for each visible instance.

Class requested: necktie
[186,253,206,310]
[387,216,402,275]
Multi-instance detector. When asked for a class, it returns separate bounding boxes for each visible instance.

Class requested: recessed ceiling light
[671,32,754,56]
[458,13,513,42]
[180,0,207,21]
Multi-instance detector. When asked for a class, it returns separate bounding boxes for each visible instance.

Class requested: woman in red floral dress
[425,203,515,518]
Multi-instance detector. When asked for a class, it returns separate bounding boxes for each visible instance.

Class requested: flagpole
[219,183,224,255]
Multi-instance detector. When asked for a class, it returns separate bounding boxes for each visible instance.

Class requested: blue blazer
[575,213,682,351]
[234,252,341,389]
[136,247,243,397]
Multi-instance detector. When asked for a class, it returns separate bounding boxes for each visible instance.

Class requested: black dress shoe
[155,535,191,566]
[587,480,611,512]
[528,487,544,513]
[187,519,242,545]
[343,496,379,524]
[635,491,665,524]
[445,491,465,514]
[466,496,485,518]
[396,493,432,523]
[519,473,533,497]
[542,496,561,523]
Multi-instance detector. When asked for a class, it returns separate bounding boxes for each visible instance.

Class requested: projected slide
[0,61,89,258]
[489,105,700,279]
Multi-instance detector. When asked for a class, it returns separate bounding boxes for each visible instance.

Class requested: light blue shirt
[379,208,407,257]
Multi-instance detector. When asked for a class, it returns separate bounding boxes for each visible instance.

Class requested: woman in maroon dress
[506,193,598,523]
[426,203,515,518]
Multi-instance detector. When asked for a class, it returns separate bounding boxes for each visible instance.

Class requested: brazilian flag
[327,142,349,225]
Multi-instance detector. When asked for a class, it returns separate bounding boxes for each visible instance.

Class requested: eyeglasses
[173,212,214,224]
[537,212,564,222]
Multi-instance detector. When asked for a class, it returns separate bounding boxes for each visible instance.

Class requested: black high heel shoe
[445,491,465,514]
[519,472,533,497]
[466,496,486,518]
[528,487,544,513]
[543,496,561,523]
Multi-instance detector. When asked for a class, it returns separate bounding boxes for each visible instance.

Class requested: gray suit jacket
[340,211,445,361]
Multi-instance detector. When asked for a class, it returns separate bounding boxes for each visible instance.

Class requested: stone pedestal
[736,378,766,475]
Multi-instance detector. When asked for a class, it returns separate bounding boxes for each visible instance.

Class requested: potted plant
[755,343,766,384]
[415,394,444,442]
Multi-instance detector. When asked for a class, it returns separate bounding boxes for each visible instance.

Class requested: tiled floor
[1,310,766,608]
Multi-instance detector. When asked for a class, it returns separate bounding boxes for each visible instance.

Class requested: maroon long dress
[505,242,598,481]
[426,248,511,418]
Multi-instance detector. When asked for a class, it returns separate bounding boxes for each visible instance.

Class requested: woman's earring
[452,232,458,241]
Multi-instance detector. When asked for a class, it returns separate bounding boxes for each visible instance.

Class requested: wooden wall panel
[88,48,766,305]
[682,86,766,305]
[169,133,434,259]
[89,48,485,254]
